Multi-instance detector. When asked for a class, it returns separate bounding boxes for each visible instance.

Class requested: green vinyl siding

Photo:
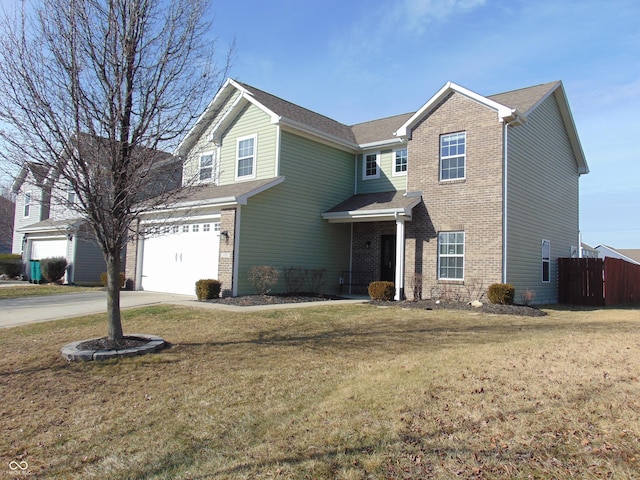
[356,149,407,194]
[235,130,354,295]
[218,104,277,184]
[183,98,277,186]
[506,94,580,303]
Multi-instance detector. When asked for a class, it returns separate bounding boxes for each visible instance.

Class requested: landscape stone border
[61,334,166,362]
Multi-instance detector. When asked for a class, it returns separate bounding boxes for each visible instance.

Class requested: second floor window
[23,192,31,217]
[440,132,466,181]
[67,186,76,206]
[237,135,256,179]
[199,153,214,181]
[364,152,379,179]
[394,148,408,175]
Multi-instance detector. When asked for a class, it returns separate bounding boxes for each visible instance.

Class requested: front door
[380,235,396,282]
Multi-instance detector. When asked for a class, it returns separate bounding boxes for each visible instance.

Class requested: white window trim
[362,151,380,180]
[440,132,466,182]
[542,239,551,283]
[437,231,465,281]
[199,151,216,183]
[392,147,408,177]
[235,134,257,181]
[23,191,31,218]
[67,186,76,207]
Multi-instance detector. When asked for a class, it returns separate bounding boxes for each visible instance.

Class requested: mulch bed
[77,336,151,351]
[207,294,546,316]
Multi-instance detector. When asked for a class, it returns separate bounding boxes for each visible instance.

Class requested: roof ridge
[350,112,415,127]
[488,80,560,98]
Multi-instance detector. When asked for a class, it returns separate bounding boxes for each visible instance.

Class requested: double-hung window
[394,148,408,176]
[440,132,466,181]
[236,135,256,179]
[23,192,31,218]
[438,231,465,280]
[199,152,214,181]
[542,239,550,283]
[363,152,379,179]
[67,186,76,206]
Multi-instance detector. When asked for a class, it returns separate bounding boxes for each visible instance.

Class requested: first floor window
[364,152,379,179]
[440,132,466,181]
[542,239,550,282]
[199,153,214,181]
[438,231,465,280]
[394,148,408,175]
[23,192,31,217]
[237,135,256,179]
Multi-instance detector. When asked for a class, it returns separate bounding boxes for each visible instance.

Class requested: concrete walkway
[0,289,367,329]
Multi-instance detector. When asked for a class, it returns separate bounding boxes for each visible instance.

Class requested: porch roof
[16,218,83,234]
[322,190,421,223]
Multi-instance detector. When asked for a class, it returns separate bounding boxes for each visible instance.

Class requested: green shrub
[0,254,22,277]
[248,266,280,295]
[40,257,68,283]
[368,281,395,301]
[487,283,516,305]
[196,279,222,301]
[100,272,126,287]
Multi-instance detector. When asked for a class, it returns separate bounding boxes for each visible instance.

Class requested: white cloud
[399,0,486,34]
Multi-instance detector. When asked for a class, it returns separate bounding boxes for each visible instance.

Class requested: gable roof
[487,81,559,114]
[11,162,51,194]
[594,245,640,265]
[351,113,414,148]
[323,190,422,223]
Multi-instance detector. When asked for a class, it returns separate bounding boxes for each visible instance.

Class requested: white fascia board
[278,117,359,152]
[322,208,413,223]
[236,176,285,205]
[175,78,235,156]
[395,82,520,138]
[207,94,248,144]
[359,138,405,150]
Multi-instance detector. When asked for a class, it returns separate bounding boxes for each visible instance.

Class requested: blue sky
[209,0,639,249]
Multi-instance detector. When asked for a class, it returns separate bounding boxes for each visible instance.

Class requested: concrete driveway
[0,291,196,329]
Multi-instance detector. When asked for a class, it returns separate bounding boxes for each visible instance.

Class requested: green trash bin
[30,260,42,284]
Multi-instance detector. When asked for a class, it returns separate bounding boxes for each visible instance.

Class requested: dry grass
[0,284,101,299]
[1,304,639,479]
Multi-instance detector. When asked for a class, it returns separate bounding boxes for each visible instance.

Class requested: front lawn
[1,304,639,479]
[0,283,102,299]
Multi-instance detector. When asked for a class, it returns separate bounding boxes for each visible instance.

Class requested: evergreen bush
[368,281,395,301]
[40,257,68,283]
[487,283,516,305]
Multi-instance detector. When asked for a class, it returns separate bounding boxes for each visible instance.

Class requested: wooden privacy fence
[558,257,640,306]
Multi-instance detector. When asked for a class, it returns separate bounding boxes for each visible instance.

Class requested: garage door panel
[31,239,67,260]
[141,222,219,295]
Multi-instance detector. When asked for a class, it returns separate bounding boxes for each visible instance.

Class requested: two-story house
[13,135,179,285]
[127,78,588,303]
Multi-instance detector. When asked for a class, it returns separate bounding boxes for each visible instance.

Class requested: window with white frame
[23,192,31,217]
[193,224,199,233]
[199,152,214,181]
[363,152,379,179]
[203,224,210,232]
[438,231,465,280]
[440,132,466,181]
[67,186,76,206]
[236,135,256,179]
[394,148,408,175]
[542,239,550,283]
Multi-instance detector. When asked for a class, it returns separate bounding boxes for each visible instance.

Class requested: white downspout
[502,121,508,283]
[394,213,405,301]
[232,206,241,296]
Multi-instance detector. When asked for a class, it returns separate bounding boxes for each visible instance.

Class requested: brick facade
[218,208,237,297]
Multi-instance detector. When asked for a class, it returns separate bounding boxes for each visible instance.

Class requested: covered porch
[322,190,421,300]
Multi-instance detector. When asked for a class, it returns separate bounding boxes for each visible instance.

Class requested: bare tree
[0,0,232,341]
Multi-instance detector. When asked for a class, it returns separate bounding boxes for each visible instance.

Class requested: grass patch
[1,304,639,478]
[0,284,102,299]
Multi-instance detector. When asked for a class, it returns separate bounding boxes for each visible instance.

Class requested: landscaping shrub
[283,266,305,294]
[0,254,22,278]
[487,283,516,305]
[196,279,222,301]
[40,257,68,283]
[248,266,280,295]
[100,272,126,288]
[306,268,327,294]
[368,281,395,301]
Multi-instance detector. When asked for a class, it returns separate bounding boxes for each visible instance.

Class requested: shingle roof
[238,82,357,145]
[617,249,640,264]
[324,190,416,214]
[488,81,559,115]
[173,177,283,205]
[351,113,414,145]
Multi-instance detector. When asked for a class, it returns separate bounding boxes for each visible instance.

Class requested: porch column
[394,216,405,301]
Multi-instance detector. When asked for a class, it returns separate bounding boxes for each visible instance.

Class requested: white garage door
[30,239,67,260]
[141,222,220,296]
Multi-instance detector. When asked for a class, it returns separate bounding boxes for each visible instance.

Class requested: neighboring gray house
[125,78,588,303]
[12,135,178,284]
[594,245,640,266]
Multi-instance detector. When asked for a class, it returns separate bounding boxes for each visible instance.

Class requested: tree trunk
[106,252,123,341]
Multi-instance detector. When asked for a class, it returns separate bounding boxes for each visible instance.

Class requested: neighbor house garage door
[30,238,67,260]
[141,222,220,296]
